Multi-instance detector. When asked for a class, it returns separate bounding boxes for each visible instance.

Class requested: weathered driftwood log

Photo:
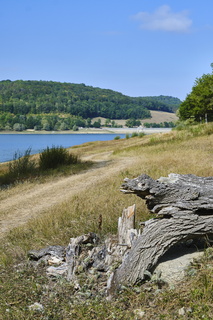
[112,173,213,287]
[122,173,213,216]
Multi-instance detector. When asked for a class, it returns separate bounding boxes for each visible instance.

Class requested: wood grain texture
[114,173,213,287]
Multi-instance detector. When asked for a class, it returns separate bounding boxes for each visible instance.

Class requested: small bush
[72,125,79,131]
[8,148,36,180]
[138,132,145,138]
[114,136,120,140]
[0,148,36,186]
[175,122,187,131]
[125,134,130,139]
[131,132,138,138]
[39,145,79,170]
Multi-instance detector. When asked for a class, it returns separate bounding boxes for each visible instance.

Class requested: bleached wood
[66,233,98,281]
[112,173,213,287]
[114,213,213,286]
[118,204,137,247]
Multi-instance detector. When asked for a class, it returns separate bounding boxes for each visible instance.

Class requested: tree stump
[112,173,213,288]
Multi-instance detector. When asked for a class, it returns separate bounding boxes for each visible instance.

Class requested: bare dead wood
[66,232,98,281]
[118,204,138,248]
[121,173,213,216]
[112,173,213,288]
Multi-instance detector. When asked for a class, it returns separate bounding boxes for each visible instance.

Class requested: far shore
[0,127,172,135]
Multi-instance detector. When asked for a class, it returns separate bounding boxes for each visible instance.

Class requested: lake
[0,133,125,163]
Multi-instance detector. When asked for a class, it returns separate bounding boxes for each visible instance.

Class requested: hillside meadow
[0,123,213,319]
[92,110,178,127]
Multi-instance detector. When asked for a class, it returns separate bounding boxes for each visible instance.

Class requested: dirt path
[0,152,134,238]
[0,151,205,285]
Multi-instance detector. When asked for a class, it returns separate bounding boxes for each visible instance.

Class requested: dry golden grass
[92,111,178,126]
[0,162,9,176]
[0,123,213,319]
[0,124,212,260]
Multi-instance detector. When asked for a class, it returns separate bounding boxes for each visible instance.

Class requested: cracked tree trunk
[113,173,213,288]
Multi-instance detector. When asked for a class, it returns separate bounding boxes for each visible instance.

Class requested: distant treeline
[143,122,176,128]
[143,95,181,112]
[0,113,89,131]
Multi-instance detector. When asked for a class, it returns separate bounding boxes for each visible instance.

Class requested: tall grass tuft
[9,148,36,175]
[131,132,138,138]
[39,145,79,170]
[0,148,36,185]
[114,135,121,140]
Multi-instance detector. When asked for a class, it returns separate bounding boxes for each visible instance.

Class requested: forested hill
[143,95,181,112]
[0,80,181,119]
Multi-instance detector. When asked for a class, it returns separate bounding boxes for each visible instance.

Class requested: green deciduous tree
[93,121,101,128]
[13,123,25,131]
[125,119,141,127]
[179,69,213,122]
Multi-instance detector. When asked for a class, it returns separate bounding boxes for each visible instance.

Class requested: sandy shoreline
[0,127,172,135]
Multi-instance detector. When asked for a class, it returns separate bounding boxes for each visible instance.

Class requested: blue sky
[1,0,213,100]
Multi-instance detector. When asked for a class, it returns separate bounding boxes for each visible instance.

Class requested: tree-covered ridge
[0,80,180,120]
[143,95,181,112]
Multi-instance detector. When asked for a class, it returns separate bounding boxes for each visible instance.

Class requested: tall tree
[179,68,213,122]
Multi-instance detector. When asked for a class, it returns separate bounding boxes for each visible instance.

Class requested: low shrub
[5,148,36,183]
[131,132,138,138]
[0,148,36,186]
[114,136,121,140]
[138,132,145,138]
[39,145,79,170]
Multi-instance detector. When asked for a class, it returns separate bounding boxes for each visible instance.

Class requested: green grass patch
[1,254,213,319]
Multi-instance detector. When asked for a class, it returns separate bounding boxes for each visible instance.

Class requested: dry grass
[1,124,213,256]
[92,111,178,126]
[0,123,213,319]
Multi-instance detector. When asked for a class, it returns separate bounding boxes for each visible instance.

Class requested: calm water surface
[0,133,125,163]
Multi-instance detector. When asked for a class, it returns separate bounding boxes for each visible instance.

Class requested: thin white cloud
[132,5,192,33]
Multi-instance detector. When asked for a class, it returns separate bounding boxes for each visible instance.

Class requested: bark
[121,173,213,216]
[113,173,213,287]
[28,245,65,260]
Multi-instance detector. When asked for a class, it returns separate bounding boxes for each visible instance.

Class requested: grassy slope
[0,124,213,319]
[92,110,178,126]
[145,110,178,123]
